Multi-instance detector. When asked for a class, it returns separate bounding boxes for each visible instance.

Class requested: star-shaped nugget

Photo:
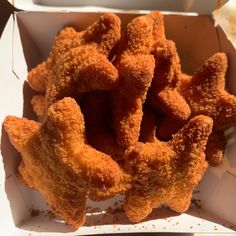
[4,97,130,228]
[28,13,121,93]
[180,52,236,130]
[159,52,235,165]
[148,39,191,121]
[28,13,121,118]
[123,115,213,222]
[45,45,119,115]
[112,14,157,149]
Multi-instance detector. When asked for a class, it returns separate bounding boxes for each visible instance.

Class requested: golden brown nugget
[115,15,154,57]
[147,11,166,42]
[148,40,191,121]
[113,54,155,148]
[28,13,121,93]
[159,53,235,165]
[180,53,236,130]
[112,14,157,148]
[4,97,130,228]
[124,115,213,222]
[33,45,119,118]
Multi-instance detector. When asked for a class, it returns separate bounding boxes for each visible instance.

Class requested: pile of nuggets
[4,11,236,227]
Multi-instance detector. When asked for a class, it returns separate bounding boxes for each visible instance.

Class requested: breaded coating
[80,92,125,161]
[116,11,165,57]
[159,53,234,165]
[28,13,121,93]
[180,53,236,130]
[147,11,166,42]
[27,61,49,93]
[31,95,46,117]
[33,45,119,118]
[148,40,191,121]
[113,54,155,148]
[116,15,154,57]
[4,97,131,228]
[124,115,212,222]
[112,14,157,148]
[205,131,226,166]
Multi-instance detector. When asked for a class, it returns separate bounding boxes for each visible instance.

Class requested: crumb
[191,198,201,208]
[46,210,56,219]
[30,208,40,217]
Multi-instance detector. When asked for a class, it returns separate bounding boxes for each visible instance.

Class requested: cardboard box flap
[8,0,228,14]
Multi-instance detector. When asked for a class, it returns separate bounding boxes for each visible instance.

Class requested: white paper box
[1,0,236,235]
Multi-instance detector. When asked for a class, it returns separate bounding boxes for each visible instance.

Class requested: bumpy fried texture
[33,45,119,118]
[31,95,46,117]
[116,15,154,57]
[147,11,166,42]
[44,45,119,114]
[80,92,125,161]
[113,55,155,148]
[158,53,234,165]
[28,13,121,93]
[161,53,234,131]
[124,115,213,222]
[180,53,236,130]
[148,40,191,121]
[29,13,121,118]
[112,14,158,148]
[205,131,226,166]
[4,97,131,228]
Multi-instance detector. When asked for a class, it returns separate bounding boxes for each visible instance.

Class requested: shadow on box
[1,10,236,233]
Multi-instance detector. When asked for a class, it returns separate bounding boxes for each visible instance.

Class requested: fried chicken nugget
[34,45,119,118]
[28,13,121,93]
[4,97,131,228]
[115,11,165,57]
[148,40,191,121]
[159,53,234,165]
[113,55,155,148]
[112,15,156,148]
[147,11,166,42]
[124,115,213,222]
[180,53,236,130]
